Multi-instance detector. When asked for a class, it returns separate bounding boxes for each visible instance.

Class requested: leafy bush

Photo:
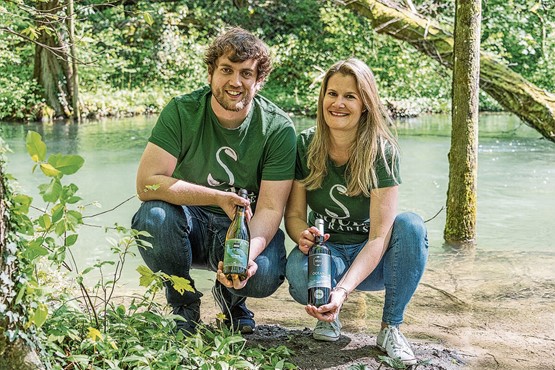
[2,132,296,369]
[0,76,44,121]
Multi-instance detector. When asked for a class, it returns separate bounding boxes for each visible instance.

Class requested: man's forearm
[137,175,223,207]
[248,208,284,259]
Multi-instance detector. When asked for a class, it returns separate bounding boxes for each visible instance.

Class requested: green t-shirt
[149,86,296,214]
[296,127,401,244]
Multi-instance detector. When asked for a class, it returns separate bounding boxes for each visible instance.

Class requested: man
[131,27,296,334]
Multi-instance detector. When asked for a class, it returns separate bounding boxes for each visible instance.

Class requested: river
[1,113,554,291]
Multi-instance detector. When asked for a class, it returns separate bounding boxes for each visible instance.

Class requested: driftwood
[343,0,555,142]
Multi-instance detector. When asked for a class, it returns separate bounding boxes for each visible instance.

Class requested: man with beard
[132,27,296,335]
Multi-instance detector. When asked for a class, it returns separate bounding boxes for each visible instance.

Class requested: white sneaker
[312,318,342,342]
[376,326,417,365]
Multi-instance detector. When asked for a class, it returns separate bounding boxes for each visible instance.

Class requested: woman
[285,58,428,366]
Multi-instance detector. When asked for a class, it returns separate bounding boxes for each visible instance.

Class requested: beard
[212,87,252,112]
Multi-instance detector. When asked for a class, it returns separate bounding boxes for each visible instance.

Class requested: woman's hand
[305,288,348,322]
[216,260,258,290]
[298,226,330,255]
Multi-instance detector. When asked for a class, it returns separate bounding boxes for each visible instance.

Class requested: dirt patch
[199,250,555,369]
[246,325,466,369]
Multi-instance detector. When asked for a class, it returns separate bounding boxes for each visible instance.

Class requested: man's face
[208,53,262,113]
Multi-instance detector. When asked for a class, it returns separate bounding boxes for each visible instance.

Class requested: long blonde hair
[302,58,399,197]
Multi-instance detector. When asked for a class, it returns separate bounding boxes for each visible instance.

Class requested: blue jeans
[286,212,428,326]
[132,200,287,307]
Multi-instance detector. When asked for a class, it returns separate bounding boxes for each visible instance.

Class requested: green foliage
[0,76,44,120]
[39,294,297,369]
[2,131,296,369]
[1,0,554,119]
[378,355,407,369]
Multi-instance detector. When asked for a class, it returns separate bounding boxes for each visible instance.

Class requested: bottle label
[314,289,325,300]
[308,253,331,289]
[223,239,249,268]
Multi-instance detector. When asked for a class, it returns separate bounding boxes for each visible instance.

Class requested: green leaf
[142,11,154,26]
[40,163,61,178]
[24,238,49,260]
[55,220,66,236]
[14,284,26,305]
[39,178,62,203]
[26,131,46,162]
[169,275,194,295]
[67,210,83,225]
[13,194,32,214]
[137,265,155,287]
[65,234,78,246]
[67,196,82,204]
[232,360,254,368]
[38,214,52,229]
[29,303,48,328]
[144,184,160,192]
[48,153,85,175]
[51,204,64,223]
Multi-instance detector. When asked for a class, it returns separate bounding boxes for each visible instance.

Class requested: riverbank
[196,249,555,369]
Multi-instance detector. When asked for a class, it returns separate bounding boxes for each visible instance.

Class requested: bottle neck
[315,234,324,245]
[236,206,246,220]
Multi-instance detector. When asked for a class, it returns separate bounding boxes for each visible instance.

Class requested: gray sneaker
[376,325,417,365]
[312,318,342,342]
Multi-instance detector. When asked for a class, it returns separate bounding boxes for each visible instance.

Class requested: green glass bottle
[308,218,331,307]
[223,188,250,281]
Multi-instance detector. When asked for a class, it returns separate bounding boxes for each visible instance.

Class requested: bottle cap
[315,218,324,235]
[238,188,248,199]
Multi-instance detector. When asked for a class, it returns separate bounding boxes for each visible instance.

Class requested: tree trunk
[67,0,80,121]
[444,0,481,246]
[0,147,43,369]
[344,0,555,143]
[33,0,73,119]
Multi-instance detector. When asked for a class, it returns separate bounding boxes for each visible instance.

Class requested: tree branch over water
[341,0,555,142]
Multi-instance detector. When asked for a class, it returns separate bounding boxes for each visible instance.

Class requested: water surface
[1,114,553,290]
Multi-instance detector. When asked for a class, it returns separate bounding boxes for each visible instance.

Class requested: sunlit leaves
[25,131,84,179]
[144,184,160,192]
[137,265,194,294]
[27,303,48,328]
[65,234,78,247]
[48,153,84,175]
[13,194,32,214]
[141,11,154,26]
[137,265,155,287]
[87,327,103,342]
[23,237,49,260]
[39,178,62,202]
[26,131,46,162]
[170,275,194,295]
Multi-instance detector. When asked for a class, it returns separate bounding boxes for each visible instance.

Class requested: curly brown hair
[204,27,272,83]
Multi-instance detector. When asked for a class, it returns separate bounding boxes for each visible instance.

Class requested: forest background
[1,1,555,369]
[1,0,554,122]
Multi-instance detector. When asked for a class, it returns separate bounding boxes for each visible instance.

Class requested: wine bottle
[223,188,251,281]
[308,218,331,307]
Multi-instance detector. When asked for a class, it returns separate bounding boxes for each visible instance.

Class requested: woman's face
[322,73,364,133]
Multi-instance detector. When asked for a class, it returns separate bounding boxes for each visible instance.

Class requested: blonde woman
[285,58,428,365]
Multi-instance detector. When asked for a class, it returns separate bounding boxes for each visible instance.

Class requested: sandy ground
[197,249,555,369]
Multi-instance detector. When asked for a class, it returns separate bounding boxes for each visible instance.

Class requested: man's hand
[218,192,252,221]
[216,260,258,289]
